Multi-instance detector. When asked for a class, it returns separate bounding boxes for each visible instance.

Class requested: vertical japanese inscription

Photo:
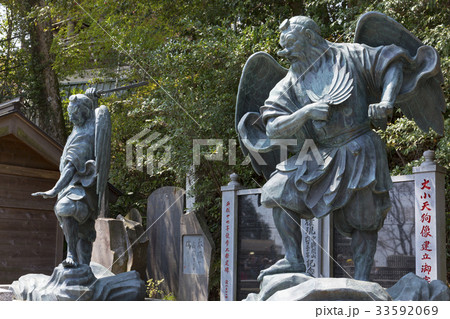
[301,219,322,278]
[221,198,234,300]
[183,235,205,275]
[416,177,435,282]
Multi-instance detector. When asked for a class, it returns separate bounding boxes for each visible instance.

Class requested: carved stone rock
[245,273,391,301]
[387,272,450,301]
[10,263,145,301]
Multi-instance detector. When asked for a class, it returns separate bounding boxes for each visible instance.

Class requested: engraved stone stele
[147,186,214,300]
[412,150,446,282]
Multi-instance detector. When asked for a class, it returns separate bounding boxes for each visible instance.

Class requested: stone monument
[236,12,446,299]
[147,186,214,300]
[11,88,145,301]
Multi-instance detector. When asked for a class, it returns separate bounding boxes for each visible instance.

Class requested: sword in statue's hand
[95,81,149,96]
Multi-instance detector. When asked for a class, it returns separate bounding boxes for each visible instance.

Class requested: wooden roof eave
[0,98,63,167]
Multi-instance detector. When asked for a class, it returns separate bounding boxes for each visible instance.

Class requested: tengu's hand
[304,102,330,121]
[31,189,58,199]
[85,87,99,108]
[368,101,393,120]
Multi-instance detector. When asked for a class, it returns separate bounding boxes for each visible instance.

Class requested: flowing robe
[242,42,437,237]
[55,123,97,241]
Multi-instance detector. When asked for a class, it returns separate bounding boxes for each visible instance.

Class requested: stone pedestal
[10,263,145,301]
[245,273,391,301]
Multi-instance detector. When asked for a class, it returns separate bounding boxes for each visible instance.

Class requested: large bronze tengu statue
[236,12,445,281]
[33,88,111,268]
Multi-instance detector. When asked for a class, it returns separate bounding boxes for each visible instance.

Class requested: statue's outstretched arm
[368,61,403,120]
[32,162,76,198]
[265,101,329,138]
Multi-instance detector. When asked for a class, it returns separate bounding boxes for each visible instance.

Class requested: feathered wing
[235,52,288,179]
[95,105,111,215]
[355,11,446,135]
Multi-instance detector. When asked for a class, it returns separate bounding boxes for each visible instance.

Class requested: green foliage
[146,278,176,300]
[377,116,442,175]
[0,2,40,103]
[49,1,170,79]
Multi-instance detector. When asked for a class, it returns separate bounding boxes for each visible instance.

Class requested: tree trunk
[288,0,305,16]
[25,0,66,144]
[1,9,14,98]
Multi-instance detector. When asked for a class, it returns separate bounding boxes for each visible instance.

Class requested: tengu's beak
[277,48,289,58]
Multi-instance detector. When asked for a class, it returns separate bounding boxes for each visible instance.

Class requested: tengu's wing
[95,105,111,214]
[236,52,288,179]
[355,11,445,135]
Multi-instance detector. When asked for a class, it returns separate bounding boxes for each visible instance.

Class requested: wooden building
[0,98,64,283]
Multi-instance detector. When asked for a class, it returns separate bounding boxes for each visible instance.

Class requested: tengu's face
[278,29,311,64]
[68,102,87,126]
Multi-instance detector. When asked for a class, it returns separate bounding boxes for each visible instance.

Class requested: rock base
[245,272,450,301]
[387,273,449,301]
[245,273,391,301]
[10,262,145,301]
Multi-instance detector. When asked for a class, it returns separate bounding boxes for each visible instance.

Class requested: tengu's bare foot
[257,258,306,282]
[62,256,78,268]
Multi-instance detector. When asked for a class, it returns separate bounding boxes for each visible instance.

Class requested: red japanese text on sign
[420,241,432,252]
[422,253,431,260]
[420,225,432,238]
[421,213,431,223]
[421,201,431,211]
[421,263,432,275]
[421,179,431,190]
[420,193,430,199]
